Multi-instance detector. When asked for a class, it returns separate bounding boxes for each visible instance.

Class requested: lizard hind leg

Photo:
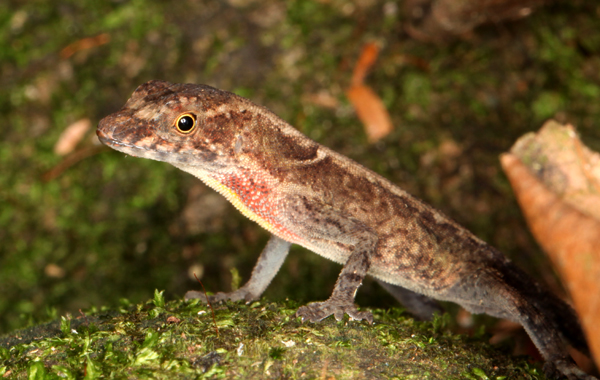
[377,280,443,321]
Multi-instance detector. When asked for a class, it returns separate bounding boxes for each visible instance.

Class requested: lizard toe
[296,303,329,322]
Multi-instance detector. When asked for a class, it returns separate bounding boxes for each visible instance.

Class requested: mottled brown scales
[98,80,596,380]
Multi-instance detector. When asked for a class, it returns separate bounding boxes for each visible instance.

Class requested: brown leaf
[346,42,394,143]
[501,120,600,367]
[346,84,393,143]
[404,0,546,43]
[166,316,181,324]
[351,42,379,86]
[508,120,600,218]
[44,263,66,279]
[302,91,340,109]
[54,118,92,156]
[60,33,110,59]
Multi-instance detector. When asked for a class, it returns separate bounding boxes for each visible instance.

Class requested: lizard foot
[543,358,598,380]
[185,288,258,304]
[296,299,373,323]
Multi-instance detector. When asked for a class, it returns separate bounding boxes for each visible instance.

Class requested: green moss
[0,298,546,379]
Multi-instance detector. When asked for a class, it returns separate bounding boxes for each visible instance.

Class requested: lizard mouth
[96,128,142,151]
[96,111,177,163]
[97,113,222,167]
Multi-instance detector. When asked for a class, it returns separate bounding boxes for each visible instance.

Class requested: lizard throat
[181,167,300,243]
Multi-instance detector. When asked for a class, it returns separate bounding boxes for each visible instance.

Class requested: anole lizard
[97,80,596,380]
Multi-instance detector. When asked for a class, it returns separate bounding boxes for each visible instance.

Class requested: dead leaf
[54,118,91,156]
[346,84,393,143]
[351,42,379,86]
[346,43,393,143]
[392,52,430,72]
[60,33,110,59]
[404,0,545,43]
[507,120,600,219]
[500,120,600,367]
[44,263,65,279]
[166,316,181,324]
[303,91,339,109]
[456,307,474,328]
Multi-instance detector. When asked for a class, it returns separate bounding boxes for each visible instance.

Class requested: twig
[78,309,89,325]
[193,273,219,338]
[43,145,106,182]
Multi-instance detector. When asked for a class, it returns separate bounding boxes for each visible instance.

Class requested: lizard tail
[536,284,589,355]
[502,262,590,356]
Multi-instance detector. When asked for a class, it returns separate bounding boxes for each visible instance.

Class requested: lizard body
[97,80,595,379]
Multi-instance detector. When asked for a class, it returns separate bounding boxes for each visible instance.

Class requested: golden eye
[175,113,197,134]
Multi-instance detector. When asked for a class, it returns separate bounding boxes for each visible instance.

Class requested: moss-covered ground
[1,0,599,377]
[1,292,546,379]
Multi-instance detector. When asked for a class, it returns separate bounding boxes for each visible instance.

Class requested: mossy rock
[0,292,545,379]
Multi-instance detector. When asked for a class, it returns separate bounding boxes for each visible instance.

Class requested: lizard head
[97,80,259,171]
[98,80,321,177]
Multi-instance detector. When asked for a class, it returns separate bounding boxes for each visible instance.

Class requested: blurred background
[1,0,599,339]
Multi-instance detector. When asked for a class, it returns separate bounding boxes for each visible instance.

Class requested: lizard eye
[175,113,197,134]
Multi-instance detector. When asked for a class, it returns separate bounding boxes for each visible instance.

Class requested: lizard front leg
[186,234,291,303]
[287,196,376,323]
[296,242,374,323]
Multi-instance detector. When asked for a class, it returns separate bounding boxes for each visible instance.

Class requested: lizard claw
[296,300,373,323]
